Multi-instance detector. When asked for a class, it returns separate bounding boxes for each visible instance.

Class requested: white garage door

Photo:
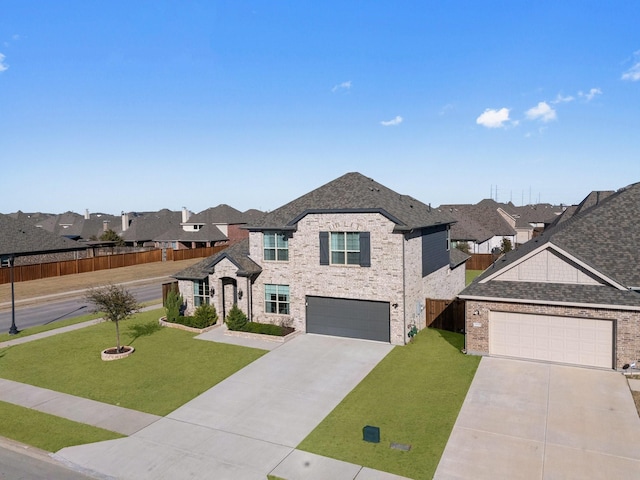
[489,311,613,369]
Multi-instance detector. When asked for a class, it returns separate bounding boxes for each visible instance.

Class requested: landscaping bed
[225,323,300,343]
[159,316,219,334]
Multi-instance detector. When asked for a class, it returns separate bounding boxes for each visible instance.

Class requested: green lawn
[297,328,479,480]
[0,311,104,343]
[0,300,162,343]
[0,309,267,416]
[0,400,123,451]
[465,269,483,285]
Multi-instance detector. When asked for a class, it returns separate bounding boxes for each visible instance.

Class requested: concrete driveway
[435,357,640,479]
[54,334,396,480]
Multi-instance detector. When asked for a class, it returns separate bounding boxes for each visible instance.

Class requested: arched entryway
[220,277,238,321]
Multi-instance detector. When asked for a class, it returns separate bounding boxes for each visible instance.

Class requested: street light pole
[8,255,19,335]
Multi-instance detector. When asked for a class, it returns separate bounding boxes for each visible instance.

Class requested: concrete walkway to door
[54,334,409,480]
[435,357,640,479]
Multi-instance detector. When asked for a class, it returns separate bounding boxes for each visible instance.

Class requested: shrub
[242,322,287,336]
[225,304,248,331]
[165,289,184,323]
[192,303,218,329]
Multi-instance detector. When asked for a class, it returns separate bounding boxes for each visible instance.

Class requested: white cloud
[622,51,640,81]
[476,108,511,128]
[0,53,8,72]
[525,102,557,122]
[551,94,574,104]
[380,115,403,126]
[439,103,454,116]
[578,87,602,101]
[331,80,352,93]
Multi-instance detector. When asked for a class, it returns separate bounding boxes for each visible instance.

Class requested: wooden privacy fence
[425,298,466,333]
[0,245,228,285]
[467,253,496,271]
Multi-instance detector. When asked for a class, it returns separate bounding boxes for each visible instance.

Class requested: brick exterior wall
[226,224,249,245]
[189,211,463,346]
[465,299,640,370]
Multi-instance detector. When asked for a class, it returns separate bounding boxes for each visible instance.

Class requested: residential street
[0,440,92,480]
[0,282,163,333]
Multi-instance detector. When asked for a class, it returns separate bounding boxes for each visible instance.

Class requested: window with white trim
[193,278,210,307]
[263,232,289,261]
[265,284,290,314]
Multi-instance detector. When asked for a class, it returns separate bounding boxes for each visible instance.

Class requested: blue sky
[1,1,639,215]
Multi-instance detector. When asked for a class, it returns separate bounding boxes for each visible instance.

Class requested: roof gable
[248,172,455,231]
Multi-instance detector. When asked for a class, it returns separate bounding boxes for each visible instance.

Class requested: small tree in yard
[501,237,513,254]
[164,288,184,323]
[86,284,140,353]
[100,228,125,247]
[225,304,248,331]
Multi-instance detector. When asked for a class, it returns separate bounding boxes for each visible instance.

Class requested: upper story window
[263,232,289,261]
[319,231,370,267]
[330,232,361,265]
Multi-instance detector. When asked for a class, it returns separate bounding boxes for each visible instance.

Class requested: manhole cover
[390,442,411,451]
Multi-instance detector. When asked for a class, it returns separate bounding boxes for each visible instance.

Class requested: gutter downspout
[402,234,407,345]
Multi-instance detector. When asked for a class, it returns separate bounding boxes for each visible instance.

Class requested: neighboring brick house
[439,199,517,253]
[460,182,640,370]
[173,172,467,345]
[155,205,260,250]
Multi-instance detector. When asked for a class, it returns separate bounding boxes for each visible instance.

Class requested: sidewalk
[0,378,161,436]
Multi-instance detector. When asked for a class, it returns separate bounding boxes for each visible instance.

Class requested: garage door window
[265,284,290,314]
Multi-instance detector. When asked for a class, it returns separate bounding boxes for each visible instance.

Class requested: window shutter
[359,232,371,267]
[319,232,329,265]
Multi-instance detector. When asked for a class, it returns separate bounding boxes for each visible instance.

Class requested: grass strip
[0,400,123,452]
[465,269,483,285]
[297,328,479,479]
[0,309,266,416]
[0,300,162,343]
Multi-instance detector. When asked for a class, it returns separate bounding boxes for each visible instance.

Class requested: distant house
[0,213,87,266]
[121,209,183,248]
[12,210,121,242]
[440,199,561,252]
[460,182,640,370]
[439,199,517,253]
[173,172,467,345]
[154,205,259,250]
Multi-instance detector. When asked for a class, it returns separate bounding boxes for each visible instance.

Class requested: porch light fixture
[238,288,243,300]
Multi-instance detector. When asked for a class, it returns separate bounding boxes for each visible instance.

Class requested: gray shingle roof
[0,214,87,257]
[460,281,640,308]
[449,248,470,269]
[460,181,640,307]
[186,204,247,225]
[121,210,182,243]
[439,199,516,238]
[172,239,261,280]
[154,224,228,243]
[247,172,455,231]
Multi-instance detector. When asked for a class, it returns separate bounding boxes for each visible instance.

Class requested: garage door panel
[489,312,612,369]
[306,296,390,342]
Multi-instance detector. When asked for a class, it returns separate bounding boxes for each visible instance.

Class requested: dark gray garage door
[306,296,390,342]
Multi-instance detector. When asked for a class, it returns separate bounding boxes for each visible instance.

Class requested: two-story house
[173,172,466,345]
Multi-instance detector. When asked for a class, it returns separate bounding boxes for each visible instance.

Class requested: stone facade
[249,212,407,344]
[192,211,464,346]
[465,299,640,370]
